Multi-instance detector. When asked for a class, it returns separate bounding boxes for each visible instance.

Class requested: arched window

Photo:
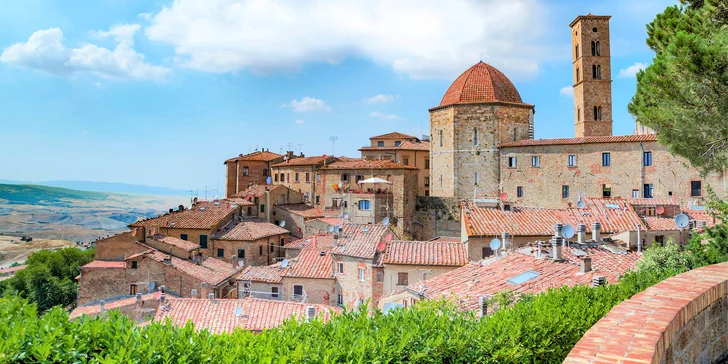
[575,44,579,58]
[595,41,601,56]
[591,41,596,56]
[473,127,479,145]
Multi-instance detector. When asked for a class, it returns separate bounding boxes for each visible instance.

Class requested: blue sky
[0,0,676,192]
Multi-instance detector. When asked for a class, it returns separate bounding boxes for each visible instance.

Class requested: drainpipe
[236,160,240,195]
[639,142,645,198]
[637,224,642,253]
[265,190,271,222]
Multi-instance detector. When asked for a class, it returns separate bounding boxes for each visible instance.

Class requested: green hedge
[0,266,680,363]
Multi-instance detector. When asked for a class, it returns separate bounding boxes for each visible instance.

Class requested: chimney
[577,224,587,245]
[305,305,316,321]
[536,241,542,258]
[580,257,592,273]
[592,276,606,287]
[160,292,166,304]
[478,296,488,318]
[168,208,174,214]
[99,300,105,313]
[591,222,602,242]
[551,237,563,261]
[231,255,238,270]
[553,224,563,238]
[191,289,198,298]
[208,293,215,302]
[136,293,143,305]
[201,282,208,298]
[178,204,185,211]
[501,232,509,251]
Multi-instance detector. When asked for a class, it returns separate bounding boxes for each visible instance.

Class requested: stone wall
[281,277,337,306]
[78,267,128,306]
[94,231,146,261]
[334,255,374,308]
[413,196,462,240]
[382,264,459,298]
[565,262,728,364]
[211,235,285,266]
[271,165,317,202]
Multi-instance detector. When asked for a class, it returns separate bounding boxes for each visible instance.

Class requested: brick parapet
[564,262,728,363]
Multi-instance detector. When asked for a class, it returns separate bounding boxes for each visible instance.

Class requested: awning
[358,177,391,184]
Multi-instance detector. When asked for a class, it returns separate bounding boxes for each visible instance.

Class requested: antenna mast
[330,136,338,156]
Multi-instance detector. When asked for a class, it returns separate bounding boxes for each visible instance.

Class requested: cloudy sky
[0,0,675,191]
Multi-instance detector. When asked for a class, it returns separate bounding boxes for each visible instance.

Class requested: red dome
[439,61,523,107]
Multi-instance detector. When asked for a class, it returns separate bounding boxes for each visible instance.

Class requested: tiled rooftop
[0,265,27,275]
[213,218,289,241]
[438,61,525,108]
[237,264,286,284]
[318,159,418,171]
[150,234,200,251]
[126,248,238,286]
[70,292,162,320]
[271,155,336,167]
[224,150,283,163]
[359,140,430,152]
[370,132,417,140]
[499,134,658,147]
[233,184,286,199]
[130,205,235,230]
[154,297,341,333]
[275,204,325,219]
[626,198,678,206]
[383,240,467,267]
[331,224,391,259]
[286,234,336,250]
[82,260,126,269]
[285,248,335,279]
[642,216,681,231]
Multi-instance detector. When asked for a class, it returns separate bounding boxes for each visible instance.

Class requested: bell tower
[570,14,612,137]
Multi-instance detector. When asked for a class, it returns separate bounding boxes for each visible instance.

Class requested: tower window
[594,106,603,121]
[592,27,598,32]
[474,172,479,186]
[439,175,443,187]
[575,44,579,58]
[643,151,652,166]
[576,67,580,82]
[439,130,443,147]
[592,65,601,80]
[517,186,524,198]
[577,107,581,122]
[595,41,601,56]
[473,127,479,145]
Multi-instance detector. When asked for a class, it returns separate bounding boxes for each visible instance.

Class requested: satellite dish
[656,206,665,215]
[337,183,343,189]
[382,302,404,314]
[382,217,390,226]
[235,307,243,317]
[499,192,508,201]
[149,282,156,291]
[577,200,587,209]
[328,226,335,233]
[281,259,289,268]
[384,233,392,242]
[336,225,343,233]
[675,214,690,228]
[237,260,244,267]
[562,225,575,239]
[489,238,501,251]
[279,220,286,227]
[343,212,349,219]
[376,240,386,252]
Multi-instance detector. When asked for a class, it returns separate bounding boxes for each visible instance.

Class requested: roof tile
[225,151,283,163]
[319,158,417,170]
[130,205,235,230]
[499,134,658,148]
[439,61,525,107]
[384,240,467,266]
[213,217,289,241]
[275,204,325,219]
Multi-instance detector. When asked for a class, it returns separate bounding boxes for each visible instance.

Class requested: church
[429,14,727,209]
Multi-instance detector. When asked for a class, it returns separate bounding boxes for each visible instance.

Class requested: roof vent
[99,300,105,313]
[208,293,215,302]
[306,306,316,321]
[592,276,606,287]
[319,251,326,257]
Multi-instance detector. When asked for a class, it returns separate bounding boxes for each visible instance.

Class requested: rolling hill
[0,184,109,206]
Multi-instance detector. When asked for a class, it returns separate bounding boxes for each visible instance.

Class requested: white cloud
[295,119,305,124]
[559,86,573,98]
[365,94,400,104]
[282,97,331,112]
[1,26,171,81]
[618,62,648,78]
[138,12,153,21]
[144,0,551,79]
[369,112,400,120]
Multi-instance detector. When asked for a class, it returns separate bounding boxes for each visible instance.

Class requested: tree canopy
[629,0,728,173]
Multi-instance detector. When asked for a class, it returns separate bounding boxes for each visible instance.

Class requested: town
[69,14,724,335]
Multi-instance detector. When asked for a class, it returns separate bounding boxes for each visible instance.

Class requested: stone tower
[429,61,534,199]
[570,14,612,137]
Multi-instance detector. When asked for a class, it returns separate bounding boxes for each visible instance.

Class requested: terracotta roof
[213,218,289,241]
[126,249,238,286]
[285,234,336,250]
[311,217,343,227]
[286,248,335,279]
[237,265,286,284]
[271,155,336,167]
[685,210,719,228]
[438,61,525,108]
[0,265,27,275]
[331,224,391,259]
[154,297,340,333]
[319,159,418,170]
[151,234,200,251]
[274,204,325,219]
[499,134,658,148]
[429,237,462,243]
[70,292,162,320]
[642,217,680,231]
[224,150,283,164]
[130,205,235,230]
[462,198,643,237]
[82,260,126,269]
[359,140,430,152]
[558,244,640,284]
[383,241,467,266]
[370,132,417,140]
[195,198,254,208]
[626,198,678,206]
[233,184,286,199]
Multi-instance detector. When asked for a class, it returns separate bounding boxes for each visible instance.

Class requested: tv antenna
[330,136,338,156]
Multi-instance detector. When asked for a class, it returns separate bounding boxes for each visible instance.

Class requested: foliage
[0,183,109,206]
[628,0,728,173]
[0,248,94,312]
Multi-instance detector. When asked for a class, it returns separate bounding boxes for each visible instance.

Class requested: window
[424,177,430,187]
[293,285,303,298]
[424,159,430,169]
[397,272,409,285]
[632,189,639,198]
[180,234,188,241]
[243,167,249,176]
[602,184,612,198]
[376,270,383,282]
[643,151,652,166]
[316,174,321,183]
[602,152,610,166]
[403,157,409,165]
[592,64,601,79]
[280,238,285,246]
[440,174,443,187]
[568,154,577,167]
[337,263,344,274]
[200,235,208,249]
[358,200,371,210]
[304,192,310,202]
[576,67,580,83]
[474,172,479,186]
[358,298,364,306]
[287,173,290,182]
[531,155,540,168]
[130,284,137,295]
[260,204,265,213]
[271,287,279,298]
[295,172,299,182]
[439,130,443,147]
[341,174,349,182]
[270,244,274,253]
[395,141,401,147]
[377,141,384,147]
[337,294,343,305]
[577,106,581,121]
[238,249,245,259]
[517,186,524,198]
[259,246,263,255]
[424,190,429,196]
[217,248,224,258]
[315,195,320,204]
[595,41,601,56]
[575,44,579,58]
[562,185,569,199]
[482,247,493,258]
[280,173,285,182]
[473,127,479,145]
[131,261,138,269]
[594,106,602,121]
[507,156,517,168]
[247,206,252,215]
[274,174,279,182]
[263,168,268,177]
[305,172,310,182]
[691,181,702,197]
[356,174,364,182]
[358,268,365,281]
[643,184,654,198]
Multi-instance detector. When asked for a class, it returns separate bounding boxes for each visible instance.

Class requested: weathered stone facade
[281,277,337,306]
[94,231,146,261]
[412,196,461,240]
[271,165,318,202]
[334,255,375,308]
[210,235,286,266]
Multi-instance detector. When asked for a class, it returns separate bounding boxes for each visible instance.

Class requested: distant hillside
[0,180,187,196]
[0,184,109,206]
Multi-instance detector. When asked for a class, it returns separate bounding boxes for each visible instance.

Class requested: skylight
[507,271,540,285]
[605,203,621,209]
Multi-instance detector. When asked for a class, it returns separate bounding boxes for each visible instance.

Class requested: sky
[0,0,677,192]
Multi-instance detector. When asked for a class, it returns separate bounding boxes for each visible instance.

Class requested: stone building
[210,217,290,265]
[359,132,431,196]
[224,149,287,198]
[271,155,337,202]
[272,203,326,238]
[232,184,305,220]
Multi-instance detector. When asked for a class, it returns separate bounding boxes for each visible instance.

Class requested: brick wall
[211,235,285,266]
[271,165,317,202]
[95,231,146,260]
[237,281,282,301]
[361,149,431,196]
[382,264,458,298]
[78,267,128,305]
[335,255,374,308]
[272,207,306,238]
[413,196,461,240]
